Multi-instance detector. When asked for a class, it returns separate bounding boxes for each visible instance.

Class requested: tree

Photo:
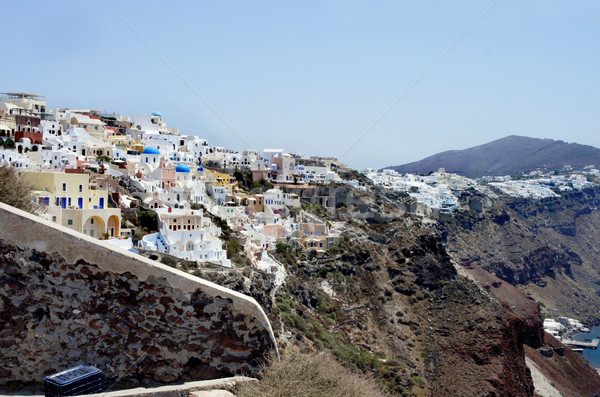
[137,210,158,231]
[0,165,40,213]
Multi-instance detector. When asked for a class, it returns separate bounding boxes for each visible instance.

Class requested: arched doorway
[83,216,106,238]
[107,215,120,238]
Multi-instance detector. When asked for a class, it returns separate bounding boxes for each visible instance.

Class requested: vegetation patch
[235,349,384,397]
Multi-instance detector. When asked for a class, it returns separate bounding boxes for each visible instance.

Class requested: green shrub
[160,256,177,267]
[276,241,293,253]
[137,210,157,231]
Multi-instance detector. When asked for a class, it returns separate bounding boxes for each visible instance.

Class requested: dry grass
[236,349,385,397]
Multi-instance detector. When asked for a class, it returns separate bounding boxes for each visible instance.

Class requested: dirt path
[525,357,563,397]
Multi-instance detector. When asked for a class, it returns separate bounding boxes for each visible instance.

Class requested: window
[62,183,67,192]
[52,216,56,222]
[67,219,73,225]
[79,184,83,193]
[91,218,94,224]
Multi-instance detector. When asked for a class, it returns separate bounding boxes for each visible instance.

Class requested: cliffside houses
[0,92,347,268]
[487,174,594,198]
[141,207,231,267]
[366,168,463,214]
[368,166,600,214]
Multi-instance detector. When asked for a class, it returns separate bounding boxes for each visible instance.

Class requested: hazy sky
[3,1,599,169]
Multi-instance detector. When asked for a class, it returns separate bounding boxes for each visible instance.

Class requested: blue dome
[176,164,191,173]
[142,146,160,155]
[197,167,204,171]
[152,111,163,117]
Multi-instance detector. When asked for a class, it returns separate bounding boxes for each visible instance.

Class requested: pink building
[264,224,285,239]
[159,157,176,190]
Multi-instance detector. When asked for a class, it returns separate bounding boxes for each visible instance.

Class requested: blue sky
[3,1,599,169]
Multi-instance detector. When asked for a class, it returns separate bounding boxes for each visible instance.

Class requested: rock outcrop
[443,188,600,321]
[261,192,542,396]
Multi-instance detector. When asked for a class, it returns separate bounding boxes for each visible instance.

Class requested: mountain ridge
[387,135,600,178]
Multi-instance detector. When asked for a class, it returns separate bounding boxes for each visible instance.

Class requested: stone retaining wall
[0,203,276,386]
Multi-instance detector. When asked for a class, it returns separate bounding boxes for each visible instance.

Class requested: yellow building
[205,169,239,192]
[23,171,121,238]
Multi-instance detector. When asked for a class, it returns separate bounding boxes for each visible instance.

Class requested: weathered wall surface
[0,203,276,386]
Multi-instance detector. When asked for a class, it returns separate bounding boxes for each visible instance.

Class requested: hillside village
[2,92,600,274]
[0,92,366,273]
[366,166,600,212]
[5,92,600,395]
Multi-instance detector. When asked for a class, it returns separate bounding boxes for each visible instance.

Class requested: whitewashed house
[141,207,230,267]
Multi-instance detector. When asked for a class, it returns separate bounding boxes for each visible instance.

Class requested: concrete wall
[0,202,276,386]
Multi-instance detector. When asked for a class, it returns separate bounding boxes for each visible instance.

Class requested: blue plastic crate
[44,365,103,397]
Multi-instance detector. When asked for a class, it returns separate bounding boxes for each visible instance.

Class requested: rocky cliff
[443,188,600,322]
[4,180,600,395]
[227,189,548,396]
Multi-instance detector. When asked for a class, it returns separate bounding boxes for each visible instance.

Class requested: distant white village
[1,92,599,272]
[365,166,599,213]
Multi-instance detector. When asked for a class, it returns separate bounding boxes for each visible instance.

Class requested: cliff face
[439,189,600,396]
[443,189,600,322]
[237,190,544,396]
[5,183,598,394]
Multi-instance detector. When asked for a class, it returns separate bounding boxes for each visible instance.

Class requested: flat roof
[1,92,45,99]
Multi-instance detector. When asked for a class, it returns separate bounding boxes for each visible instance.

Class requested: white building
[0,149,31,169]
[263,149,284,168]
[134,112,168,134]
[39,119,63,140]
[141,207,230,267]
[296,165,340,184]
